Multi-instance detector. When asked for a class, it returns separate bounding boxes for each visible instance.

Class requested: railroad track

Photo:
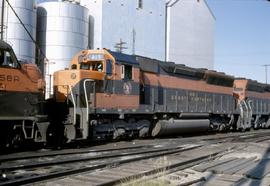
[30,143,241,186]
[0,143,201,185]
[1,130,270,185]
[200,130,270,144]
[0,144,156,162]
[1,130,269,162]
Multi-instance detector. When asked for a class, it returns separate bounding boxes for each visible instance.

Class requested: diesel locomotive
[0,40,48,148]
[51,49,270,143]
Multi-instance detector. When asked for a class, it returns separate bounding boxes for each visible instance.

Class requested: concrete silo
[37,1,89,97]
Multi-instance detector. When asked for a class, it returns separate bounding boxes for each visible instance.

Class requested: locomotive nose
[53,70,98,102]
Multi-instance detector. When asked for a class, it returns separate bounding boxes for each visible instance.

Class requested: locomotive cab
[73,50,114,77]
[54,50,115,102]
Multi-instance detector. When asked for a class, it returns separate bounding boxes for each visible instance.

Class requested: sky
[206,0,270,83]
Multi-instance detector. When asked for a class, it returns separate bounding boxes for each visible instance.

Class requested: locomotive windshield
[77,53,105,72]
[80,61,103,72]
[0,49,18,68]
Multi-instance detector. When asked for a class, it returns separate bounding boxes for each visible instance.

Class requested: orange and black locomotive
[52,49,270,143]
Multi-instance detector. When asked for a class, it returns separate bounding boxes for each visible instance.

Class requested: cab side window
[0,50,18,68]
[80,63,90,70]
[71,64,77,69]
[121,64,132,80]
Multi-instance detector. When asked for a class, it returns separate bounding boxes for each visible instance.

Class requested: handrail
[83,79,94,124]
[247,100,253,120]
[239,101,244,119]
[69,85,76,125]
[243,100,251,129]
[238,100,244,129]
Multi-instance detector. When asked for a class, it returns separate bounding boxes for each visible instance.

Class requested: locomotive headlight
[71,73,77,79]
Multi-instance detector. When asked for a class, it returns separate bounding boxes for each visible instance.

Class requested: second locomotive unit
[51,49,270,142]
[0,40,47,148]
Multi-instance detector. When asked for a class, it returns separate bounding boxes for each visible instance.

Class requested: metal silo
[37,1,89,98]
[0,0,37,63]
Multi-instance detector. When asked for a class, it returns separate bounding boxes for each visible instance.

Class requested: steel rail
[0,144,153,162]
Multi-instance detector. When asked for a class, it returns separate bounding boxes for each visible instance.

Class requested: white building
[80,0,166,61]
[166,0,215,69]
[38,0,214,70]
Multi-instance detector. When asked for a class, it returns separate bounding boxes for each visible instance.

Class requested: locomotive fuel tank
[152,119,210,137]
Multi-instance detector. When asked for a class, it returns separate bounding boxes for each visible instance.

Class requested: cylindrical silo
[37,1,89,98]
[0,0,37,63]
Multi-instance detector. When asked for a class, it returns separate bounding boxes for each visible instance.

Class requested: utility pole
[132,29,136,55]
[263,64,270,84]
[114,39,128,53]
[165,0,180,62]
[1,0,5,40]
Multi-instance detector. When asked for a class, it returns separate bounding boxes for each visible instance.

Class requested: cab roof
[0,40,14,51]
[109,50,138,65]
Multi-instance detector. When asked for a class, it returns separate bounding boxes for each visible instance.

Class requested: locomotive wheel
[7,127,24,148]
[218,124,226,132]
[139,127,149,138]
[113,128,126,140]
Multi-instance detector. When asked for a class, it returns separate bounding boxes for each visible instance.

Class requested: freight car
[51,49,254,143]
[0,40,48,148]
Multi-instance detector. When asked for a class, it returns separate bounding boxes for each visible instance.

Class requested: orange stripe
[247,91,270,99]
[96,93,139,109]
[143,72,233,95]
